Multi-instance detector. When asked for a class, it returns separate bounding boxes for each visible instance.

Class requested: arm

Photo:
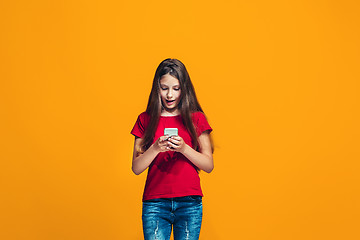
[167,131,214,173]
[131,136,169,175]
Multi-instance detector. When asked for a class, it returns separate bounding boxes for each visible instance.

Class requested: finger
[166,145,175,151]
[164,144,172,151]
[168,138,180,145]
[170,136,181,141]
[160,136,169,141]
[167,141,178,148]
[160,137,170,143]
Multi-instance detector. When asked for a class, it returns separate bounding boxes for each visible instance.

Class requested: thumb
[159,136,168,142]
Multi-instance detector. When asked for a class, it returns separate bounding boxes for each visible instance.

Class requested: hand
[153,136,171,153]
[166,136,186,153]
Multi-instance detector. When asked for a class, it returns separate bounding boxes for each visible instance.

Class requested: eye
[161,87,168,90]
[174,88,180,91]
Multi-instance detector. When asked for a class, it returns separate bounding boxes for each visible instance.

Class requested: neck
[161,109,180,116]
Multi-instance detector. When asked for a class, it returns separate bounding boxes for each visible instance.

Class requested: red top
[131,111,212,201]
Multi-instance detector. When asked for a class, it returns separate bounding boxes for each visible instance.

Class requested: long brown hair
[140,58,208,153]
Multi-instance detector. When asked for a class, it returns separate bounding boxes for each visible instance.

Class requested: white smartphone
[164,128,178,137]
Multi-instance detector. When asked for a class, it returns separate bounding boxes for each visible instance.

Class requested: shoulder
[191,111,211,127]
[138,111,149,117]
[131,112,151,137]
[137,111,151,122]
[191,111,207,122]
[191,111,212,136]
[134,111,151,128]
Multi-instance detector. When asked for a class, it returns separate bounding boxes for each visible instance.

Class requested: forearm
[180,144,214,173]
[132,144,159,175]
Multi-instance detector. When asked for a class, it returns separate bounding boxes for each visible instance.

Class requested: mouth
[165,99,176,106]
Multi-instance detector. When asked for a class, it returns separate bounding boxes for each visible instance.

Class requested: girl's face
[159,74,181,112]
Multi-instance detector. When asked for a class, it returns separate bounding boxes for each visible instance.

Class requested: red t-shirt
[131,111,212,201]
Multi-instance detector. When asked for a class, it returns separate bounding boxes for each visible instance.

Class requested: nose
[167,89,173,98]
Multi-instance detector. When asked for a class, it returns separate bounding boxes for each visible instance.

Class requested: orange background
[1,0,359,239]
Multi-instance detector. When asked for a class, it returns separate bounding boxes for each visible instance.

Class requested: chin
[164,106,179,112]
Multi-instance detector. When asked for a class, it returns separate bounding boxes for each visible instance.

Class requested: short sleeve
[192,112,213,136]
[131,112,149,138]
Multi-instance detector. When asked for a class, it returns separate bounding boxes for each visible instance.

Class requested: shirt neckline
[160,114,181,118]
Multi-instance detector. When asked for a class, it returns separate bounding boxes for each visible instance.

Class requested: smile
[166,100,175,105]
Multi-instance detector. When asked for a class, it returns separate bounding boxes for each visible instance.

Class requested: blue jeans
[142,196,203,240]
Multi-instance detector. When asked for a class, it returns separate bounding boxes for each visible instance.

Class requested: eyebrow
[160,84,180,88]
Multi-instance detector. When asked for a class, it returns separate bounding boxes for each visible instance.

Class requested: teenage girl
[131,58,214,240]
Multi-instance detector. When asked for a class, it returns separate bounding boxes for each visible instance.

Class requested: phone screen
[164,128,178,136]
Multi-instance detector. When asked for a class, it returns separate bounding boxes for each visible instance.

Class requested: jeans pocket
[187,195,202,202]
